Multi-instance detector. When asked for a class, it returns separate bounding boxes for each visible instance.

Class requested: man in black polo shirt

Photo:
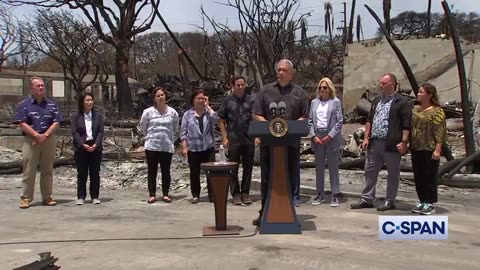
[251,59,308,226]
[218,75,255,205]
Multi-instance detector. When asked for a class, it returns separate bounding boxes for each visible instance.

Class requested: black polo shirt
[252,81,308,121]
[218,93,254,145]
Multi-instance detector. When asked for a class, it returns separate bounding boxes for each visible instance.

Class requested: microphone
[269,102,278,116]
[278,101,286,118]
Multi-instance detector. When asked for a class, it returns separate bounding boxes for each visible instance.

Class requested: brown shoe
[232,194,242,205]
[19,199,30,209]
[241,194,252,205]
[162,196,172,203]
[42,198,57,206]
[147,197,156,204]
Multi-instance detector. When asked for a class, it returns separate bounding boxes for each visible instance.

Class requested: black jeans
[411,150,439,203]
[228,143,255,196]
[74,149,102,200]
[188,147,215,198]
[259,145,300,211]
[145,150,173,197]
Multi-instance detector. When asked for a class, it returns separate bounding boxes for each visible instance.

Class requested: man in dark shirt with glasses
[251,59,308,226]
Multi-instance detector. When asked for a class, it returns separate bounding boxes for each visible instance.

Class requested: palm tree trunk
[365,5,418,94]
[347,0,356,43]
[427,0,432,37]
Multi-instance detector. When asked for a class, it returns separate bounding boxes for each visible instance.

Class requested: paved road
[0,175,479,270]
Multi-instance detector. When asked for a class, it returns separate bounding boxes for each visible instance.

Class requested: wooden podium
[248,119,308,234]
[200,161,240,236]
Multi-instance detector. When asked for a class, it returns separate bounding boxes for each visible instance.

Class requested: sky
[8,0,480,40]
[151,0,480,39]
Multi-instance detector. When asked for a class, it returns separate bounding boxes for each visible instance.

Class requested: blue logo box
[379,216,448,240]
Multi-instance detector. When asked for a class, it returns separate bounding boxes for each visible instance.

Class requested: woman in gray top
[140,86,179,204]
[180,89,218,204]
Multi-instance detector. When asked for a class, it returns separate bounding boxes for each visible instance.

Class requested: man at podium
[251,59,308,226]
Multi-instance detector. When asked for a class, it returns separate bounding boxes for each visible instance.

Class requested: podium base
[259,222,302,234]
[202,225,241,236]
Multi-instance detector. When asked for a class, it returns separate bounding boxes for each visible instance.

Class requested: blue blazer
[71,111,105,152]
[308,97,344,149]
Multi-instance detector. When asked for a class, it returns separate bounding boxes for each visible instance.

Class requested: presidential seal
[269,118,288,137]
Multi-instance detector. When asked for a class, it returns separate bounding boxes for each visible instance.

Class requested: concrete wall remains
[343,38,479,112]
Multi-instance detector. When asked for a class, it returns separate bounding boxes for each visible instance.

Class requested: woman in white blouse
[307,77,344,207]
[140,87,179,204]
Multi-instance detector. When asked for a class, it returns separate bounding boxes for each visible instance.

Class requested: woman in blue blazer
[308,77,343,207]
[71,92,105,205]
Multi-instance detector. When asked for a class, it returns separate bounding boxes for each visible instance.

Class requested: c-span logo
[379,216,448,240]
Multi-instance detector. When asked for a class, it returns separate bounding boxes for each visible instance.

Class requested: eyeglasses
[318,86,328,90]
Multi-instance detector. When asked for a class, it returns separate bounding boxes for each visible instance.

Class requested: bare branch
[20,9,99,93]
[0,5,22,69]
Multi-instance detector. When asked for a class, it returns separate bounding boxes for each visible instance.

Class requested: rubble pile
[0,146,22,162]
[53,154,195,192]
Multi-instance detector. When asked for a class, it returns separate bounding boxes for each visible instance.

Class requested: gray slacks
[361,139,401,204]
[312,130,341,195]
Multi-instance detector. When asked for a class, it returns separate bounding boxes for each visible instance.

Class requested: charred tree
[365,4,419,95]
[8,0,161,117]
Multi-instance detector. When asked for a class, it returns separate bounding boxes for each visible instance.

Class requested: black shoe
[377,201,396,211]
[350,200,374,209]
[209,197,214,203]
[252,216,261,226]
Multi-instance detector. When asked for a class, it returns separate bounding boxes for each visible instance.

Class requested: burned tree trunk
[114,45,134,117]
[426,0,432,37]
[441,0,476,169]
[347,0,356,44]
[155,8,203,80]
[365,4,419,95]
[178,49,192,108]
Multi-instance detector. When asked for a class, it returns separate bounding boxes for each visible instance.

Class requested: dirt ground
[1,169,480,270]
[1,135,480,269]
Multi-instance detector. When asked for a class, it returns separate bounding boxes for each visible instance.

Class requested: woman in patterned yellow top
[410,83,446,215]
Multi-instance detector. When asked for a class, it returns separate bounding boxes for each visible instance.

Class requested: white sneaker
[330,196,340,207]
[92,199,101,205]
[76,199,85,205]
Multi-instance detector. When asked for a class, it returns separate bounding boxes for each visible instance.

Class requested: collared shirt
[252,81,308,121]
[140,106,179,153]
[217,93,254,145]
[180,108,219,152]
[371,94,395,139]
[13,96,63,134]
[84,111,93,141]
